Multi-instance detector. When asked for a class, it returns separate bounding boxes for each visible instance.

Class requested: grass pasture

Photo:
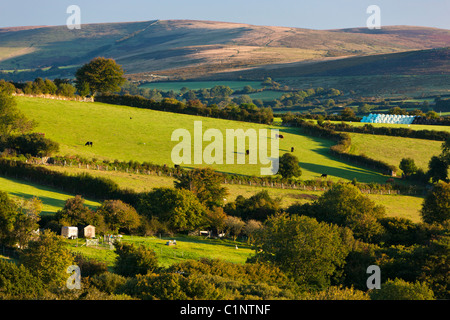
[0,175,100,215]
[17,96,389,183]
[348,133,443,171]
[67,235,254,269]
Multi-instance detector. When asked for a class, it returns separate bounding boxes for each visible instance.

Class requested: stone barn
[79,225,96,239]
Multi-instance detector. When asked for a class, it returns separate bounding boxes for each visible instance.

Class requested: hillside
[210,47,450,79]
[15,96,389,183]
[0,20,449,81]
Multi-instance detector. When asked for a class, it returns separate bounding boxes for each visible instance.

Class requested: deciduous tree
[75,57,125,95]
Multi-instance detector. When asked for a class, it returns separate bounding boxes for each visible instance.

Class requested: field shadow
[297,162,384,183]
[277,127,390,182]
[10,191,99,216]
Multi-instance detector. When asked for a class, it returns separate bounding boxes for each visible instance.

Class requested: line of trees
[96,93,274,124]
[317,120,450,141]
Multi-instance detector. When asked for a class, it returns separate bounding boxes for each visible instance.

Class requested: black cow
[291,147,294,152]
[85,141,93,147]
[174,164,180,169]
[278,134,284,139]
[246,150,250,155]
[321,174,328,178]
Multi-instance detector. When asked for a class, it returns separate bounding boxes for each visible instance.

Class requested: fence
[25,158,423,196]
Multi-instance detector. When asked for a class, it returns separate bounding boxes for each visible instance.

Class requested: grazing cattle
[321,174,328,178]
[278,134,284,139]
[85,141,93,147]
[291,147,294,152]
[174,164,180,169]
[246,150,250,155]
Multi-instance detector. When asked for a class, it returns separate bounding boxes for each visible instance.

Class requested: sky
[0,0,449,30]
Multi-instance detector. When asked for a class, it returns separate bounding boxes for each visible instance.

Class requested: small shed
[79,225,96,239]
[61,226,78,239]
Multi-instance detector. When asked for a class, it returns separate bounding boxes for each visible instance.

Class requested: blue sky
[0,0,449,29]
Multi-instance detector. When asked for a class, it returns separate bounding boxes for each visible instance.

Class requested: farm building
[79,225,96,239]
[61,226,78,239]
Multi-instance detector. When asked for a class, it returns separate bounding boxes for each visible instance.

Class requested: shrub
[8,133,59,157]
[114,242,158,277]
[370,278,434,300]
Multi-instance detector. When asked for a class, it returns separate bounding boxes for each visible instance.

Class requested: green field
[17,96,389,183]
[139,81,263,92]
[0,176,100,215]
[5,95,433,227]
[67,235,254,269]
[338,121,450,133]
[349,133,443,171]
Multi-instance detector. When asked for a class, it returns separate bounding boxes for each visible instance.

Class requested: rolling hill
[0,20,449,81]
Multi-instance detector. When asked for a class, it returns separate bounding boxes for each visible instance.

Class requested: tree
[174,168,228,209]
[224,216,245,241]
[0,259,45,299]
[341,107,355,118]
[206,206,228,236]
[0,191,19,246]
[358,104,373,114]
[20,230,74,289]
[56,83,76,97]
[278,153,302,179]
[96,200,141,234]
[8,132,59,157]
[225,190,281,222]
[0,91,35,140]
[75,57,126,95]
[304,184,386,242]
[253,213,351,288]
[243,219,263,244]
[442,138,450,164]
[427,156,449,183]
[55,196,105,232]
[421,182,450,225]
[369,278,434,300]
[114,242,158,277]
[0,192,41,248]
[13,197,41,248]
[138,188,208,233]
[419,235,450,299]
[399,158,418,177]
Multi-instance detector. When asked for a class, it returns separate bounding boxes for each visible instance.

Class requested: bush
[370,278,434,300]
[90,272,128,294]
[421,182,450,225]
[137,188,208,233]
[73,253,108,277]
[114,242,158,277]
[0,259,45,299]
[8,133,59,157]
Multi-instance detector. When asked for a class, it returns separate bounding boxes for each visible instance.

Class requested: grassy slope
[16,96,388,183]
[0,176,100,215]
[5,96,431,224]
[1,20,449,78]
[349,133,443,171]
[67,235,254,269]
